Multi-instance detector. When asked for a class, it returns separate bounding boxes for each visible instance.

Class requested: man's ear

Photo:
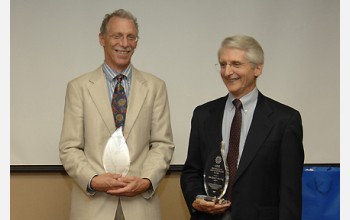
[99,33,105,47]
[254,64,263,78]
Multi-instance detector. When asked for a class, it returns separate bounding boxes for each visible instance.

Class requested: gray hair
[218,35,264,65]
[100,9,139,36]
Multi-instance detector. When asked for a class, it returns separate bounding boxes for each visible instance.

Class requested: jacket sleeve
[180,107,207,214]
[279,110,304,219]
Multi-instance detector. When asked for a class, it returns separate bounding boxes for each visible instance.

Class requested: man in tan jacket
[59,9,174,220]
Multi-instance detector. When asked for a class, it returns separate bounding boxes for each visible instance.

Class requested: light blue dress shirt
[221,88,259,167]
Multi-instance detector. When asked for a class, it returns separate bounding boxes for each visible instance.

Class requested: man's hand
[192,198,231,215]
[90,173,127,192]
[106,176,152,197]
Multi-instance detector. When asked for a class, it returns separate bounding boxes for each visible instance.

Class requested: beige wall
[10,172,190,220]
[11,0,340,166]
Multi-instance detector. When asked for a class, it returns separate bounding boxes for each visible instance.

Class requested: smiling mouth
[228,77,240,82]
[115,48,131,54]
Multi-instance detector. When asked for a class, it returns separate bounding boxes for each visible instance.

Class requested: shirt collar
[102,62,132,82]
[227,88,259,112]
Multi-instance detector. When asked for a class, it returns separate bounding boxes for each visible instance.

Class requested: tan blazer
[59,66,174,220]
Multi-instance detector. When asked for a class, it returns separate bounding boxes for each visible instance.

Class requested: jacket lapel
[204,96,227,151]
[87,67,115,135]
[123,67,148,140]
[234,93,273,182]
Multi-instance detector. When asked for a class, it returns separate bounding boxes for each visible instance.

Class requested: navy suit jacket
[181,92,304,220]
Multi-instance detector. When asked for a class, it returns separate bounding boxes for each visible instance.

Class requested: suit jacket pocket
[258,206,278,220]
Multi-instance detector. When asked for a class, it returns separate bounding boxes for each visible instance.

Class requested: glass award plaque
[102,127,130,176]
[197,142,229,204]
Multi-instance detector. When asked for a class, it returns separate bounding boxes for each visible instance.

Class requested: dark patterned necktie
[226,99,242,200]
[111,74,127,129]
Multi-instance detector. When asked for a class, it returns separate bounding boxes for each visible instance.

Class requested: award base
[196,195,230,204]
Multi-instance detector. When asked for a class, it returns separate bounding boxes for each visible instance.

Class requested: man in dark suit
[180,35,304,220]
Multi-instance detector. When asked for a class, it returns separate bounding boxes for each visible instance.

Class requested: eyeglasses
[110,34,138,43]
[215,61,252,71]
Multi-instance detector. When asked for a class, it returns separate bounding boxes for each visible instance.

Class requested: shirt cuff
[141,178,154,199]
[86,174,98,196]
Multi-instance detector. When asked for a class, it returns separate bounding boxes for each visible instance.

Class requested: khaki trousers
[115,199,125,220]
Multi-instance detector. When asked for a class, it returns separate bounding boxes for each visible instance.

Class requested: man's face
[99,17,138,72]
[219,47,263,99]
